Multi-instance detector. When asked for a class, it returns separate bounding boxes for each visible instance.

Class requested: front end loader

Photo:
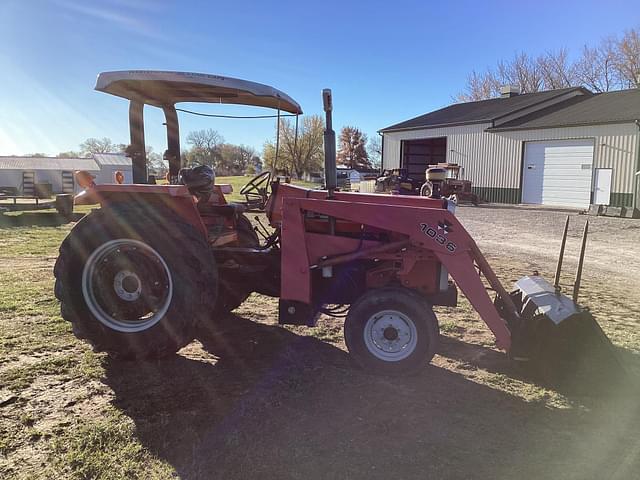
[54,71,622,383]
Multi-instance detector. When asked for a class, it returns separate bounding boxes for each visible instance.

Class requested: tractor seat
[197,202,246,217]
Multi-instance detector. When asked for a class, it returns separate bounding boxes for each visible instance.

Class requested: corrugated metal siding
[93,153,132,167]
[382,122,639,200]
[0,157,99,171]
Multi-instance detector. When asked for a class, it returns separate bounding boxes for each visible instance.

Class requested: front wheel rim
[363,309,418,362]
[82,239,173,333]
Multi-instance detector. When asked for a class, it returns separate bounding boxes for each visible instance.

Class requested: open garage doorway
[400,137,447,183]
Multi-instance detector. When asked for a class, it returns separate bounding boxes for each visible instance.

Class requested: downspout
[635,120,640,212]
[379,132,384,174]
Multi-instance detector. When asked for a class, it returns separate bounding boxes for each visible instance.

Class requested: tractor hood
[95,70,303,114]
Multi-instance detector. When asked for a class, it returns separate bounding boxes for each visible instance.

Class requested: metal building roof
[488,88,640,131]
[92,153,132,167]
[0,156,99,171]
[380,87,589,132]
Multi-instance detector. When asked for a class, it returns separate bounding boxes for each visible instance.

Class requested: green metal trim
[472,187,521,204]
[609,192,633,207]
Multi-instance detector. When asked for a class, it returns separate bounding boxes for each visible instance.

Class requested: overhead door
[522,139,594,208]
[401,137,447,183]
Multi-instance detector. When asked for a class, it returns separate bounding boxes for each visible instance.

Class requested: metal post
[554,216,570,290]
[572,220,589,303]
[128,101,148,184]
[275,104,281,173]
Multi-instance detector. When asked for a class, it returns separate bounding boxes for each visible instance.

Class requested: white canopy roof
[95,70,303,114]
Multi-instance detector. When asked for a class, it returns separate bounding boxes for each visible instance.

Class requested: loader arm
[280,196,515,351]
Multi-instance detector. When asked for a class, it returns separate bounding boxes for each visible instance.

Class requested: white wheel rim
[363,309,418,362]
[82,239,173,333]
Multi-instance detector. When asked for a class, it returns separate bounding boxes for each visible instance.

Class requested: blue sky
[0,0,637,157]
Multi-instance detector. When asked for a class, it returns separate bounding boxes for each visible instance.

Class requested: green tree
[57,151,81,158]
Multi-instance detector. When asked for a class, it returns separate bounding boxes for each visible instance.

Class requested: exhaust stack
[322,89,337,198]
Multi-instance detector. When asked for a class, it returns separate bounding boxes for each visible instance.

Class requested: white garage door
[522,139,594,208]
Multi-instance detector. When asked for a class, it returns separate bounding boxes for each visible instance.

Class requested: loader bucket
[507,275,625,391]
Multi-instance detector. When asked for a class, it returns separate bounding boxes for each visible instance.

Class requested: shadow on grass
[0,211,84,228]
[102,315,640,480]
[438,334,639,399]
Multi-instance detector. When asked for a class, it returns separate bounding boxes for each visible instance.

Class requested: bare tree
[454,70,500,102]
[615,28,640,87]
[183,129,224,168]
[79,137,116,156]
[497,52,544,93]
[538,49,577,89]
[337,126,370,169]
[575,38,620,92]
[263,115,324,178]
[367,135,382,169]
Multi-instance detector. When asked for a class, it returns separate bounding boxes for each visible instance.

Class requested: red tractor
[54,71,619,379]
[420,163,479,205]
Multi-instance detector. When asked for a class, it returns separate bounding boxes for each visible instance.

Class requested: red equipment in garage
[54,71,620,380]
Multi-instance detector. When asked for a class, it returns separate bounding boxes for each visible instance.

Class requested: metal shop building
[0,153,132,196]
[380,86,640,212]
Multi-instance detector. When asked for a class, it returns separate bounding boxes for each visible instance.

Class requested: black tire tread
[54,206,217,360]
[344,287,439,375]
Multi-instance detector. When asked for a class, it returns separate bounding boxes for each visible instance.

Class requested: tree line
[54,134,262,177]
[456,27,640,101]
[261,115,381,177]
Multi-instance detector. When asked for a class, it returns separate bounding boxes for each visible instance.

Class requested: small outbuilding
[380,86,640,213]
[0,153,132,196]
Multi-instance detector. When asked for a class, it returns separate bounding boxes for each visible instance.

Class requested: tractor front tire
[420,182,433,197]
[344,287,439,375]
[54,207,217,360]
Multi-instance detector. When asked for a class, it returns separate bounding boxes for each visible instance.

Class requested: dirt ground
[1,205,639,479]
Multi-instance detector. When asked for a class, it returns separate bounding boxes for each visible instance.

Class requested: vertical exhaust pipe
[322,89,337,199]
[554,216,570,291]
[572,221,589,303]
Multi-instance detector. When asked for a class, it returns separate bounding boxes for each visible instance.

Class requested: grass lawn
[1,185,638,479]
[215,175,318,202]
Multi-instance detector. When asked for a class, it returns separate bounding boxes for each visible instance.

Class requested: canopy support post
[162,105,181,184]
[128,101,148,184]
[275,103,281,174]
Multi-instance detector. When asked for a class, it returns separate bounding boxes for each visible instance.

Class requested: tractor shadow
[0,211,84,227]
[438,335,640,398]
[103,315,640,480]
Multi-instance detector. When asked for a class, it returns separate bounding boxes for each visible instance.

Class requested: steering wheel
[240,171,272,209]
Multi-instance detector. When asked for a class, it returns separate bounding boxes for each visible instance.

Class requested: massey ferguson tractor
[54,71,620,381]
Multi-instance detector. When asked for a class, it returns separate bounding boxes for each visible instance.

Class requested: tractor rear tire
[214,214,259,315]
[344,287,439,375]
[54,206,217,360]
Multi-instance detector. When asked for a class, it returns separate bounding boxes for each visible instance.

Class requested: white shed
[92,153,133,184]
[0,153,133,196]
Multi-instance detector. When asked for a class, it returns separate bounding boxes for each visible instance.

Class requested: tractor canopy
[95,70,303,114]
[94,70,303,183]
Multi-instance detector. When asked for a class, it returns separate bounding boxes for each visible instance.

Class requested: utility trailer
[54,71,621,380]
